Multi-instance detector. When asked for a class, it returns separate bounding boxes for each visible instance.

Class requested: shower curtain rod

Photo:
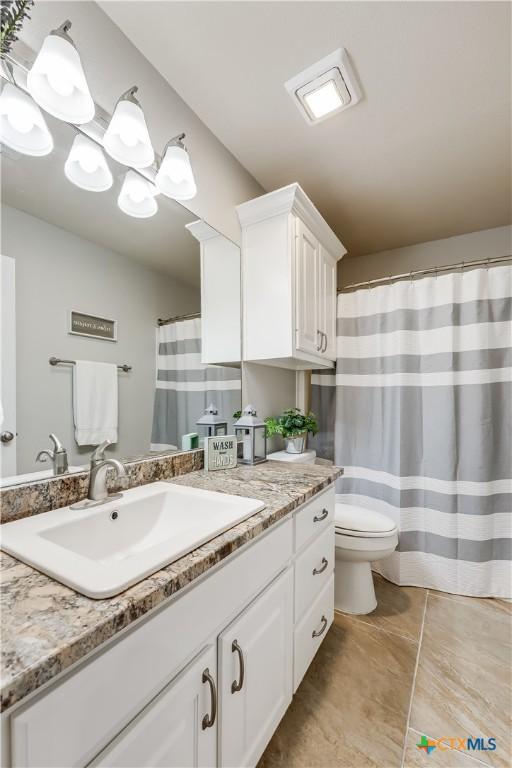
[339,253,512,292]
[157,311,201,326]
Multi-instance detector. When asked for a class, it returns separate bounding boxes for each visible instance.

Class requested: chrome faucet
[36,434,68,476]
[87,440,128,502]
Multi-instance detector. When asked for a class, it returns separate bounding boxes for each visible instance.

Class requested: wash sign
[204,436,237,471]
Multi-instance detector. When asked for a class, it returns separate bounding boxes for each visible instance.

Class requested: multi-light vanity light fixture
[0,20,197,218]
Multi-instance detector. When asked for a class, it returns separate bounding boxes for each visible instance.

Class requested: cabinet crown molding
[236,183,346,261]
[186,220,222,242]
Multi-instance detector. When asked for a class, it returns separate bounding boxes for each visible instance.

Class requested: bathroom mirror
[0,111,242,487]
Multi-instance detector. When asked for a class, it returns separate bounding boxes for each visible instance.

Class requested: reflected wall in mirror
[0,111,241,487]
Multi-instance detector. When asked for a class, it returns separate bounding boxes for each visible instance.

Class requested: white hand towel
[73,361,118,446]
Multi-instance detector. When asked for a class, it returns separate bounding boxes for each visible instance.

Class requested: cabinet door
[295,219,321,356]
[318,245,337,359]
[92,646,217,768]
[218,568,294,768]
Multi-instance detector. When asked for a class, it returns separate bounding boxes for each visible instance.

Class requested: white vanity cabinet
[218,568,293,768]
[6,486,335,768]
[237,184,345,370]
[92,645,218,768]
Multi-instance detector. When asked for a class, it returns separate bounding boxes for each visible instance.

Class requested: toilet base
[334,560,377,615]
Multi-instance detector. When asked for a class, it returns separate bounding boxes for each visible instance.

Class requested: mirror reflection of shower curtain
[151,317,241,451]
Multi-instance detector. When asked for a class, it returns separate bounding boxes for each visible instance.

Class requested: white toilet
[334,503,399,615]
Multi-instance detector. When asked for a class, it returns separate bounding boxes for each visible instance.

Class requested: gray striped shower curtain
[151,317,241,451]
[311,265,511,598]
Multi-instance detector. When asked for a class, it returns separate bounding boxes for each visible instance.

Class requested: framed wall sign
[204,435,238,471]
[69,311,117,342]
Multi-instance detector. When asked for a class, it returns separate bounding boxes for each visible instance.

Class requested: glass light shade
[155,144,197,200]
[0,82,53,156]
[118,170,157,218]
[103,99,154,168]
[27,33,94,124]
[64,134,112,192]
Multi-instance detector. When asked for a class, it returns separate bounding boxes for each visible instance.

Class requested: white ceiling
[1,113,201,286]
[100,0,511,257]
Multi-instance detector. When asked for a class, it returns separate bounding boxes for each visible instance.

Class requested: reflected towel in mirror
[73,360,118,446]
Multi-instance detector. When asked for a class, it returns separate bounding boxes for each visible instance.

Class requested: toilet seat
[335,503,398,538]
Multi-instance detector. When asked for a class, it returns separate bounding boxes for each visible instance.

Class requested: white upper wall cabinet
[187,221,241,365]
[237,184,345,370]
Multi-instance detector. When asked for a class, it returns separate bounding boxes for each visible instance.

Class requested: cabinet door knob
[201,668,217,729]
[313,557,328,575]
[312,615,328,638]
[1,431,14,443]
[231,639,245,693]
[313,508,329,522]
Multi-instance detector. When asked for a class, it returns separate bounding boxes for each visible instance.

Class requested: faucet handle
[49,433,65,453]
[36,449,54,464]
[90,440,111,467]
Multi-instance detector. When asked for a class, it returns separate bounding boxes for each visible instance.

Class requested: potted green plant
[265,408,318,454]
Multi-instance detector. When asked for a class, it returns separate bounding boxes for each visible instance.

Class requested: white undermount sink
[0,482,265,598]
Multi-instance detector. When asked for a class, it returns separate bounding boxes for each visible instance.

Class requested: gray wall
[2,205,200,473]
[339,225,512,287]
[17,1,264,245]
[242,363,298,454]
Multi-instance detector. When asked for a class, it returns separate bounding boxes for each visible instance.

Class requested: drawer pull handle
[313,557,328,575]
[313,508,329,523]
[312,615,328,638]
[231,639,245,693]
[202,668,217,729]
[316,330,322,352]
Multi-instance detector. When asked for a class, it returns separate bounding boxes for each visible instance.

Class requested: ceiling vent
[284,48,361,125]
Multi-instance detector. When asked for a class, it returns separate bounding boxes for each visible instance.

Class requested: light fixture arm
[118,85,140,107]
[50,20,75,46]
[162,133,187,155]
[1,60,16,87]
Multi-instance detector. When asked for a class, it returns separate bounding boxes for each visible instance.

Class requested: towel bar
[49,357,132,373]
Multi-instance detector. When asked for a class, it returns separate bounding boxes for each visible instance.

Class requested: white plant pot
[285,433,307,454]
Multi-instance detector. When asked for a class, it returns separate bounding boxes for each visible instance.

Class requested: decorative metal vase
[284,432,307,454]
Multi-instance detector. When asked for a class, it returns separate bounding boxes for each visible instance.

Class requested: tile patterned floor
[258,575,511,768]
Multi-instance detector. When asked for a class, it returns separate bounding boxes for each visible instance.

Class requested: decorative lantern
[234,405,267,465]
[196,403,228,439]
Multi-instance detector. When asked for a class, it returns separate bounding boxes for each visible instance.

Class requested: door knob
[1,431,14,443]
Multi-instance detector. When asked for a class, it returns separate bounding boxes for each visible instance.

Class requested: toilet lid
[335,503,397,536]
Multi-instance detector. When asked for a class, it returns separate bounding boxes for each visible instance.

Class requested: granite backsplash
[0,449,204,524]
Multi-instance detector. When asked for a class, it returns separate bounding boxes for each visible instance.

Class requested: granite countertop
[0,461,342,713]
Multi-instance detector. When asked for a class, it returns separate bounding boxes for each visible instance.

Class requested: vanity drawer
[294,523,334,622]
[293,575,334,692]
[10,518,293,768]
[295,486,335,553]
